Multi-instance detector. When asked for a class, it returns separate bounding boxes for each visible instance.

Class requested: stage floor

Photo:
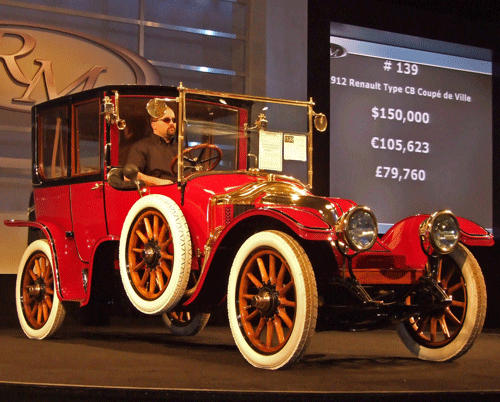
[0,319,499,401]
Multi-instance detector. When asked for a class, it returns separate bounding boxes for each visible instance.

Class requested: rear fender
[4,219,86,301]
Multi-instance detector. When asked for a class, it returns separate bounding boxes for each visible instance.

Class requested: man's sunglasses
[157,117,176,123]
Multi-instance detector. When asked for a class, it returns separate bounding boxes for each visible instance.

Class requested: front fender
[381,214,493,270]
[456,216,494,246]
[183,207,336,308]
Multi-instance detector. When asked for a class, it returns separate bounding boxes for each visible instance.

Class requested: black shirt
[126,134,177,179]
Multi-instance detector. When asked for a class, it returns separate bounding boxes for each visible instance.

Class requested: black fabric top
[126,134,177,179]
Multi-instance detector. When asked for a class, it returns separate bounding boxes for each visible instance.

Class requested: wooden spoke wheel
[397,244,487,361]
[16,240,66,339]
[127,209,172,300]
[162,309,211,336]
[228,231,317,369]
[120,194,191,315]
[170,143,222,176]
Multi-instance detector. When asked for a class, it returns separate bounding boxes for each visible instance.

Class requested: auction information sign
[329,35,492,231]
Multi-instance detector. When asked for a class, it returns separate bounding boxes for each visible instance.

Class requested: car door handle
[91,182,103,190]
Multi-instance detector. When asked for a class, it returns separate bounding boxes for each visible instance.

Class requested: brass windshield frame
[177,83,318,189]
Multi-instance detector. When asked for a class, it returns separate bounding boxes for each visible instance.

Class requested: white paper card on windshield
[284,134,307,161]
[259,131,283,171]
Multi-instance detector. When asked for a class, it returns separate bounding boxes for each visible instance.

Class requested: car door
[69,98,107,263]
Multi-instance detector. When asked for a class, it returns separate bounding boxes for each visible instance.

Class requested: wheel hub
[28,280,45,301]
[251,285,280,318]
[142,241,161,267]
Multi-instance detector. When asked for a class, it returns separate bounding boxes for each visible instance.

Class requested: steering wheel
[170,143,223,176]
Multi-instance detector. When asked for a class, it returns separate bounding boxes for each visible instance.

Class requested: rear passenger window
[38,106,69,180]
[72,99,101,176]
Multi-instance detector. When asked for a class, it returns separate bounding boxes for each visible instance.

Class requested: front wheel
[397,244,487,361]
[16,240,66,339]
[227,231,318,369]
[119,194,192,315]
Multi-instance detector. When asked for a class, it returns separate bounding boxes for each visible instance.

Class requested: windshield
[182,91,312,186]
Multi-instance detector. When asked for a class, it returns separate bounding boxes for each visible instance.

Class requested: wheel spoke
[430,317,438,342]
[25,304,35,319]
[28,268,37,282]
[246,308,260,321]
[277,261,286,288]
[415,315,430,335]
[278,307,294,329]
[135,229,148,245]
[254,317,266,338]
[273,316,285,344]
[447,282,464,296]
[153,215,159,241]
[34,258,43,276]
[42,302,49,323]
[160,251,174,261]
[444,307,462,325]
[156,268,165,291]
[144,217,153,240]
[158,223,168,243]
[280,280,294,296]
[160,237,173,249]
[438,316,451,338]
[269,255,277,285]
[451,299,465,308]
[279,297,296,308]
[130,259,145,272]
[257,257,269,283]
[139,268,150,286]
[441,265,456,289]
[246,272,263,288]
[199,155,218,164]
[45,294,53,309]
[40,257,48,279]
[266,320,274,347]
[160,260,172,280]
[37,303,43,325]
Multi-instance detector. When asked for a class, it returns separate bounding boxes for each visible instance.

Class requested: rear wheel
[228,230,318,369]
[162,310,210,336]
[16,240,66,339]
[397,244,486,361]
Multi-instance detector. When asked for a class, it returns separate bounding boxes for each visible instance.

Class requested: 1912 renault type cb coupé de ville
[4,84,493,369]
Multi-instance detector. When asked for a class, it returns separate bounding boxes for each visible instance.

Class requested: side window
[72,99,101,176]
[38,106,69,180]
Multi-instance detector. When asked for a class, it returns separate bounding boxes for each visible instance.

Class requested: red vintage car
[4,84,493,369]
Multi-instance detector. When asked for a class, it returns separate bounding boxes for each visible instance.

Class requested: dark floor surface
[1,318,499,402]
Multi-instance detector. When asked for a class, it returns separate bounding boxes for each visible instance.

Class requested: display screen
[329,24,493,232]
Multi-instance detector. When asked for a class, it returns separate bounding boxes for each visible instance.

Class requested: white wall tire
[162,310,211,336]
[119,194,192,315]
[397,244,487,361]
[16,240,66,339]
[228,230,318,369]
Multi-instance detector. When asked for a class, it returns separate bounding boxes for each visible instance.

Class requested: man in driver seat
[126,105,177,186]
